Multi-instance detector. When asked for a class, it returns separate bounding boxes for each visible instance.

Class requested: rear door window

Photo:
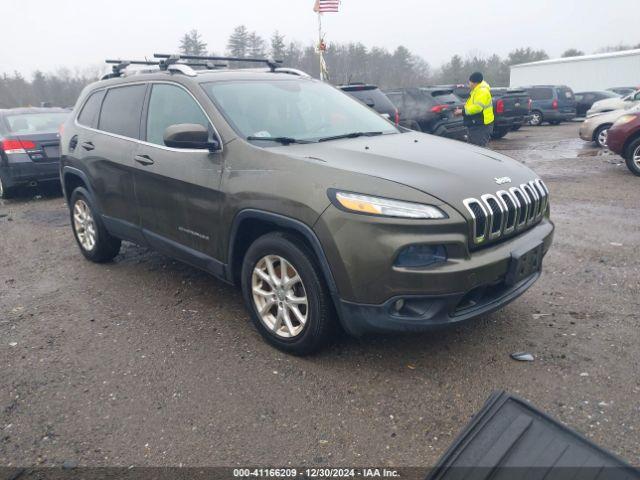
[98,84,147,139]
[529,88,553,100]
[145,83,211,146]
[77,90,105,128]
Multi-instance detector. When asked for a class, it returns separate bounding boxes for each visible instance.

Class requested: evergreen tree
[227,25,249,57]
[270,31,286,60]
[179,29,207,56]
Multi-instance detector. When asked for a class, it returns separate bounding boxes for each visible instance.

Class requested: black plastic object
[428,390,640,480]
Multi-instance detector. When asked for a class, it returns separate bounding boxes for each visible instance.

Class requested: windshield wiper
[317,131,384,142]
[246,136,312,145]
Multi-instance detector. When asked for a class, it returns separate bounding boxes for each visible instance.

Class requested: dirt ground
[1,123,638,468]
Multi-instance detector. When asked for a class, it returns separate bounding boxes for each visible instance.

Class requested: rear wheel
[529,110,543,126]
[70,187,121,262]
[594,124,611,148]
[490,127,509,139]
[241,232,336,355]
[624,137,640,176]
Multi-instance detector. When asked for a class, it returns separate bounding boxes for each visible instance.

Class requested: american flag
[313,0,340,13]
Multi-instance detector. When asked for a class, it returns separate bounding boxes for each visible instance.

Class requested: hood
[587,107,637,125]
[591,97,628,112]
[277,132,539,211]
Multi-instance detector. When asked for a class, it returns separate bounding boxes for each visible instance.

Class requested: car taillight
[552,99,558,110]
[394,108,400,125]
[496,99,505,114]
[1,139,36,154]
[431,105,448,113]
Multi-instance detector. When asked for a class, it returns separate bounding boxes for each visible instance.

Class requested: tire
[593,124,611,148]
[511,124,522,131]
[490,127,508,139]
[624,137,640,177]
[529,110,543,126]
[0,174,14,199]
[241,232,336,355]
[69,187,121,262]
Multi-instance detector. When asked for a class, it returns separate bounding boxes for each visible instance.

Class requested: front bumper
[578,123,595,142]
[316,208,554,335]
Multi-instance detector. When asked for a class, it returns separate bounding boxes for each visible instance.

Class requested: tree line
[1,26,638,109]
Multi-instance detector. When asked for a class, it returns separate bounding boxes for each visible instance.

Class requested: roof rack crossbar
[154,53,283,71]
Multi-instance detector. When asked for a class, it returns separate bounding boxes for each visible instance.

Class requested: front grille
[463,179,549,247]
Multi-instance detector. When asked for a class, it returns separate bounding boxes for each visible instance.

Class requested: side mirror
[163,123,220,151]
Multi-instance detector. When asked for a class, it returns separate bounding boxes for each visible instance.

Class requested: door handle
[81,141,95,151]
[134,154,154,166]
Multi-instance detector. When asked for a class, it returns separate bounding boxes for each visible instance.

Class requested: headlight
[331,191,447,219]
[613,114,638,127]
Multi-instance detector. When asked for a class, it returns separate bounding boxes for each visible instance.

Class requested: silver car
[579,104,640,148]
[586,90,640,117]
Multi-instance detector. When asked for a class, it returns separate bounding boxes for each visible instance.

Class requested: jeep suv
[60,55,554,354]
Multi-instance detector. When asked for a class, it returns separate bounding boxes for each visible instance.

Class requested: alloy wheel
[73,199,97,251]
[530,113,542,126]
[597,128,608,148]
[634,145,640,167]
[251,255,308,338]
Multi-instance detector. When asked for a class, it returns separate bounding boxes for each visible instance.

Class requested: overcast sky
[3,0,636,77]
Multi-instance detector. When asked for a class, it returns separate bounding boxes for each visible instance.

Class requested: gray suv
[60,55,554,354]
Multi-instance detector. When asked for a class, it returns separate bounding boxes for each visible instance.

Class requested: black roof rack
[154,53,283,71]
[102,58,229,80]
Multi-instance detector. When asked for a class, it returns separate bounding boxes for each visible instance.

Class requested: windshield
[4,112,68,134]
[201,79,398,144]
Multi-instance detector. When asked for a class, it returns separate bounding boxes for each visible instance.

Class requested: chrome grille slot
[521,183,538,223]
[463,198,488,243]
[510,187,528,228]
[481,194,504,239]
[498,190,517,234]
[464,178,549,246]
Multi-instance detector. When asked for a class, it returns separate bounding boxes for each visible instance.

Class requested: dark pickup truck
[491,88,531,138]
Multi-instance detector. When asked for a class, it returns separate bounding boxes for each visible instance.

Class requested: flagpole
[318,12,324,81]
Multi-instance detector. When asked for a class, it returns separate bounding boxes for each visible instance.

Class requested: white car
[587,90,640,117]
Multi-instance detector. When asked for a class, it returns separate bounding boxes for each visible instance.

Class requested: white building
[510,49,640,91]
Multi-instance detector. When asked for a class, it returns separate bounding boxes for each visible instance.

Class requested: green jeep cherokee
[60,56,554,354]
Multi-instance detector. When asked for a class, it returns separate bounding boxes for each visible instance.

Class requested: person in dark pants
[454,72,494,147]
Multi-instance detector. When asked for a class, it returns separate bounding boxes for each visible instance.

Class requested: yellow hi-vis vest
[464,81,495,125]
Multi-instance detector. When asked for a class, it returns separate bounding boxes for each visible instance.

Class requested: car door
[81,84,146,239]
[133,82,224,263]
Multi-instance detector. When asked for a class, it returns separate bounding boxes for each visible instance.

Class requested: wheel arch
[62,167,95,205]
[226,210,338,297]
[622,131,640,159]
[593,123,612,142]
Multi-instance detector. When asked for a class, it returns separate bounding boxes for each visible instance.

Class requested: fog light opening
[395,244,447,269]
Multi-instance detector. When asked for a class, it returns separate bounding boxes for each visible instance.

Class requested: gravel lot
[1,123,639,468]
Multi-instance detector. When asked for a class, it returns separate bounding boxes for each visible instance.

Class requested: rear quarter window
[77,90,105,128]
[557,87,574,100]
[98,84,147,139]
[528,88,553,100]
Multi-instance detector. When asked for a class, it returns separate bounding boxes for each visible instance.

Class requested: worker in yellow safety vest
[454,72,494,147]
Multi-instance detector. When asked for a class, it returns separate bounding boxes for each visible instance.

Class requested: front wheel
[70,187,121,262]
[241,232,336,355]
[594,124,611,148]
[529,110,543,126]
[624,138,640,176]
